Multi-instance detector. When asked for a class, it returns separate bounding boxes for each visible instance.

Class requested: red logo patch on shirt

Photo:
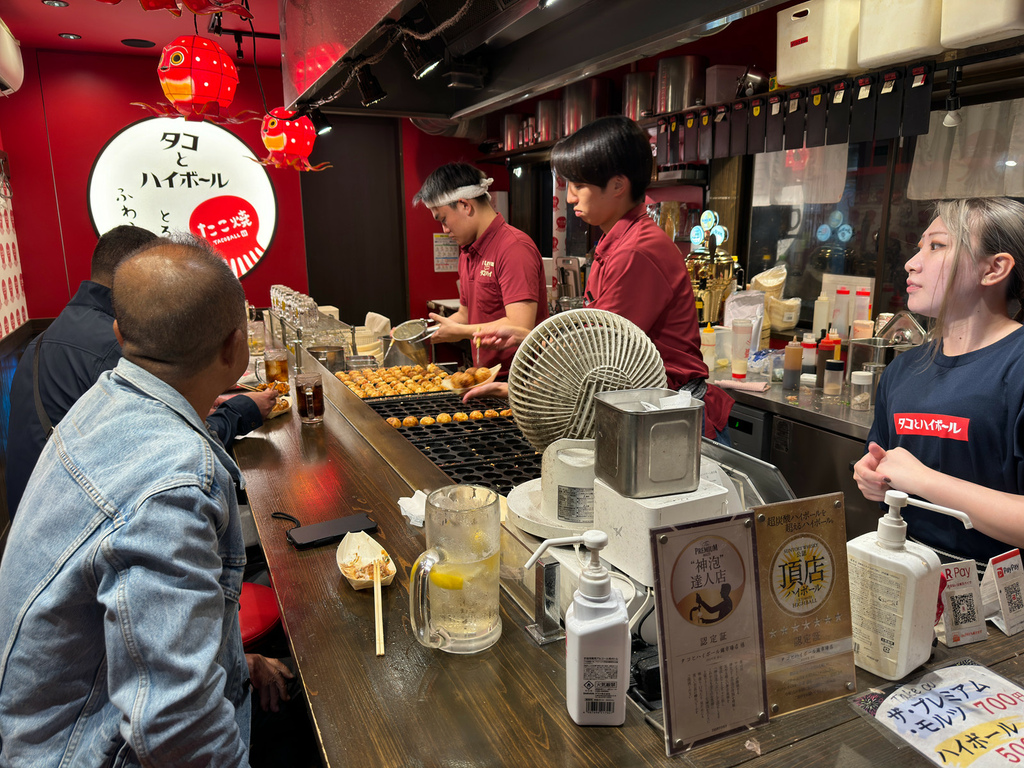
[893,413,969,441]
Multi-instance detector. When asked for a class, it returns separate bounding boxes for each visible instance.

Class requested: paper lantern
[259,108,332,172]
[157,36,238,121]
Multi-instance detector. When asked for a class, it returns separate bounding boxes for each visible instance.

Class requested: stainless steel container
[502,113,522,151]
[655,55,707,114]
[307,345,345,372]
[524,116,537,146]
[563,79,609,136]
[622,71,654,121]
[346,354,379,371]
[536,100,561,142]
[593,388,703,499]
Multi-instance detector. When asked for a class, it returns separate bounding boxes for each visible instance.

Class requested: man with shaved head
[0,237,288,766]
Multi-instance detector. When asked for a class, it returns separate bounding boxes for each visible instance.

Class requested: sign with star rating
[754,492,856,716]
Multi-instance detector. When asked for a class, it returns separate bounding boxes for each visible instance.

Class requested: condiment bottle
[801,332,817,375]
[815,335,838,388]
[850,370,872,410]
[823,358,843,396]
[730,319,753,380]
[854,287,871,323]
[700,324,717,373]
[812,290,831,340]
[847,491,971,680]
[783,340,802,390]
[832,286,851,340]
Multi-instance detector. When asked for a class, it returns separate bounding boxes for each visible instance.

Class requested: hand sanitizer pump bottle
[847,491,972,681]
[525,530,630,725]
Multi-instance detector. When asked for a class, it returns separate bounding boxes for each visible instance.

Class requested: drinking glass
[295,373,324,424]
[257,348,289,384]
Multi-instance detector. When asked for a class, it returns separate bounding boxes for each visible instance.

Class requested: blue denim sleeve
[206,395,263,444]
[97,484,249,767]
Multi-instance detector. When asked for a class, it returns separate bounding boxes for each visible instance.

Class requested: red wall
[401,121,508,320]
[0,48,308,319]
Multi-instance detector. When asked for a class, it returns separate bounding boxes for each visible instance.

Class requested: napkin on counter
[399,490,428,527]
[364,312,391,337]
[716,380,771,392]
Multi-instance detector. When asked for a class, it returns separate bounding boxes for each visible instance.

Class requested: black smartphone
[286,512,378,550]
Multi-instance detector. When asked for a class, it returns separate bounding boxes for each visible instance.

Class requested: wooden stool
[239,582,281,652]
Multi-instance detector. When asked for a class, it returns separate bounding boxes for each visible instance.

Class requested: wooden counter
[234,362,1024,768]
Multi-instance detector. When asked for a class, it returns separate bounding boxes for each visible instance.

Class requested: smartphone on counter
[286,512,378,550]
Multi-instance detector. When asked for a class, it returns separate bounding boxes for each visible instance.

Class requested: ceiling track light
[308,108,333,136]
[943,66,962,128]
[441,60,486,90]
[401,36,442,80]
[357,67,387,107]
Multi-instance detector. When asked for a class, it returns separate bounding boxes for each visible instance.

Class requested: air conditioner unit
[0,18,24,96]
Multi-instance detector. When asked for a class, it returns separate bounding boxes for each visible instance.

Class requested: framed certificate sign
[87,117,277,278]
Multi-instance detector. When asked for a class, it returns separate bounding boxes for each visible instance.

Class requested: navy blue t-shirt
[867,326,1024,565]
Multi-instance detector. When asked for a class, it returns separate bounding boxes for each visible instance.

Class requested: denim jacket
[0,359,250,767]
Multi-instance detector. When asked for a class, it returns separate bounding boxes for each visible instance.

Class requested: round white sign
[88,117,277,277]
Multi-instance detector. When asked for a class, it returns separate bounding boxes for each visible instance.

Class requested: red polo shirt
[586,204,733,437]
[459,213,549,370]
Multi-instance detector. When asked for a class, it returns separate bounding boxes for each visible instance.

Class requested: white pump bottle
[847,491,972,681]
[526,530,630,725]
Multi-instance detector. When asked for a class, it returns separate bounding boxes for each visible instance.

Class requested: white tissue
[398,490,428,527]
[660,391,692,410]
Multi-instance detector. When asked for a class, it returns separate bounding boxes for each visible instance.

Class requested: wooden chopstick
[373,559,384,657]
[235,382,261,392]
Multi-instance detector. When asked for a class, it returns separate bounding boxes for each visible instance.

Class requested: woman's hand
[854,442,891,502]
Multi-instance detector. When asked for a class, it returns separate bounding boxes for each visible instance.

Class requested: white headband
[422,177,494,208]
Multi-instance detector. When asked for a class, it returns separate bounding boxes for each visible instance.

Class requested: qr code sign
[950,593,977,625]
[1005,582,1023,614]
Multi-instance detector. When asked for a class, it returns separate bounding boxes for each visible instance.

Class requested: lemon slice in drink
[429,569,464,590]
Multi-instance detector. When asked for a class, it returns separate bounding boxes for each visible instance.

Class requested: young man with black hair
[413,162,548,371]
[549,115,732,440]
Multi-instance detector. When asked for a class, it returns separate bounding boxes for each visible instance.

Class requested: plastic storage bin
[858,0,944,69]
[776,0,861,86]
[941,0,1024,49]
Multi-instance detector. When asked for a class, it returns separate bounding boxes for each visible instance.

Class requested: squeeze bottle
[700,324,717,373]
[801,332,817,375]
[832,286,851,340]
[847,491,972,681]
[783,340,802,390]
[854,287,871,323]
[812,290,830,340]
[525,531,630,726]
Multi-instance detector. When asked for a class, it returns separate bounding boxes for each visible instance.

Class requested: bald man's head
[112,238,246,380]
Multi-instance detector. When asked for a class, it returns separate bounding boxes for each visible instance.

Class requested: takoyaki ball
[484,409,499,418]
[474,367,493,384]
[453,412,469,422]
[402,416,419,427]
[499,409,513,417]
[450,372,473,389]
[420,416,436,426]
[427,363,441,373]
[464,367,479,379]
[436,413,452,424]
[386,417,402,428]
[469,411,484,420]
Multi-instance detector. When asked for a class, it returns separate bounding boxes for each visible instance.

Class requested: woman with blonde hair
[854,197,1024,566]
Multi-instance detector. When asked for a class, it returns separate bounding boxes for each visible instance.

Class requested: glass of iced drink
[410,485,502,654]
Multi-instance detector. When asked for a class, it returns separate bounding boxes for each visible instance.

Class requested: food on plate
[420,416,436,426]
[499,409,513,417]
[256,380,290,395]
[449,371,474,389]
[453,412,469,422]
[386,417,401,428]
[338,549,395,583]
[474,367,493,384]
[469,410,484,420]
[436,413,452,424]
[266,397,290,418]
[483,409,499,418]
[402,416,419,427]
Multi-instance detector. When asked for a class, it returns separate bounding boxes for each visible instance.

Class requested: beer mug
[410,485,502,654]
[256,349,289,385]
[295,373,324,424]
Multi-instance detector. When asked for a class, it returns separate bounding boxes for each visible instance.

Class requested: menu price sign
[650,514,767,757]
[851,663,1024,767]
[754,493,857,716]
[433,233,458,272]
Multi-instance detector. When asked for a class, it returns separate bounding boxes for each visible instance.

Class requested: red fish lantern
[158,36,238,121]
[259,107,332,172]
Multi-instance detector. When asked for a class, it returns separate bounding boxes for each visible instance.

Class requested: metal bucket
[536,100,561,142]
[382,333,432,368]
[502,114,522,151]
[307,345,345,372]
[563,79,609,136]
[655,55,707,114]
[622,71,654,121]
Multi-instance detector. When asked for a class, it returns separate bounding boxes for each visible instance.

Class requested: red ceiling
[1,0,282,66]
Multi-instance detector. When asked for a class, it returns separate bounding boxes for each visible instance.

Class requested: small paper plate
[336,531,396,590]
[266,396,290,419]
[441,364,501,394]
